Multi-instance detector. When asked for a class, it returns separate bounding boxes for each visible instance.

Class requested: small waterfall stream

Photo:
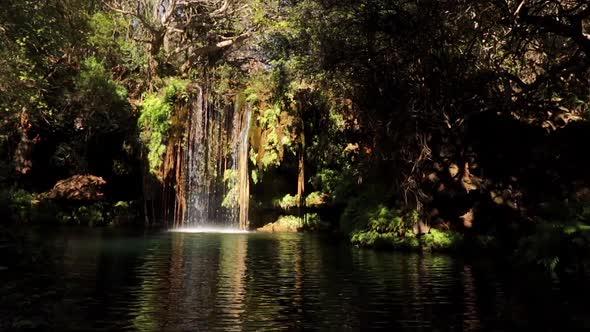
[175,87,251,229]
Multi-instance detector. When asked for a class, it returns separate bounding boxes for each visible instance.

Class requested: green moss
[274,215,303,231]
[262,213,329,232]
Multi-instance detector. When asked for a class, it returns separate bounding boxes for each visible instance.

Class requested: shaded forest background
[1,0,590,272]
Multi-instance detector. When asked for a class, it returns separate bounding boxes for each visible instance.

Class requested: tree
[102,0,253,81]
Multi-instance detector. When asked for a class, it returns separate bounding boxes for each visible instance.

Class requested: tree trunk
[148,31,165,82]
[297,147,305,209]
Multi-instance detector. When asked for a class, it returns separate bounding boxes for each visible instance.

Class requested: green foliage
[0,187,59,223]
[305,191,326,207]
[274,215,303,231]
[251,169,260,184]
[257,104,281,128]
[112,200,138,225]
[351,228,462,252]
[311,168,354,203]
[246,69,299,173]
[6,188,34,222]
[518,223,590,272]
[75,57,131,133]
[266,213,329,232]
[56,203,108,226]
[346,199,460,251]
[274,193,299,210]
[138,79,188,173]
[301,212,330,231]
[88,12,147,71]
[0,0,91,126]
[339,186,391,235]
[139,94,170,171]
[351,231,420,250]
[0,191,138,226]
[222,169,238,208]
[75,204,105,226]
[421,229,464,251]
[77,57,128,99]
[367,205,413,236]
[517,201,590,272]
[212,63,242,96]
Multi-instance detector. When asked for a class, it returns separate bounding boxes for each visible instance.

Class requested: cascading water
[176,87,251,229]
[237,105,252,230]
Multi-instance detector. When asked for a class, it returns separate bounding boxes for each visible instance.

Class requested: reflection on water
[1,229,589,331]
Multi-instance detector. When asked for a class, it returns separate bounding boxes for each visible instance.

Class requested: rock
[257,216,301,233]
[45,175,106,201]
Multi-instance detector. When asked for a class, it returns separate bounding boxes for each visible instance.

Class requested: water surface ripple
[1,229,589,331]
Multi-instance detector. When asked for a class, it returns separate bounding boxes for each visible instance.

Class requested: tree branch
[519,6,590,56]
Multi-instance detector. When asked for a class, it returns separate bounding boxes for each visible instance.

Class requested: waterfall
[237,106,252,230]
[175,87,251,229]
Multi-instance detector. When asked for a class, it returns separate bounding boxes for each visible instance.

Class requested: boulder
[257,215,301,233]
[45,175,106,201]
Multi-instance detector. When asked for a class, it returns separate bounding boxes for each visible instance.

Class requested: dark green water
[1,229,589,331]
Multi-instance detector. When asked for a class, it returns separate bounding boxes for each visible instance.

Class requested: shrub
[351,228,462,252]
[73,203,106,226]
[0,187,61,223]
[517,221,590,272]
[273,193,299,210]
[367,205,411,235]
[9,188,34,222]
[349,203,462,252]
[339,185,393,235]
[421,229,463,251]
[112,201,137,225]
[516,201,590,272]
[305,191,326,207]
[351,230,421,250]
[301,213,330,231]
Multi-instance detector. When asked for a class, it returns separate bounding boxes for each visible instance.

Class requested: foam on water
[169,227,251,234]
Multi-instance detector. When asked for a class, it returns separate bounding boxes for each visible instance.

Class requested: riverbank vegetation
[1,0,590,273]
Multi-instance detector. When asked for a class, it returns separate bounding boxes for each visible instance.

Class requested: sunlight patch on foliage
[138,78,188,174]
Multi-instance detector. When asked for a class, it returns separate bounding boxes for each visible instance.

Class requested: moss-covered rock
[257,215,302,232]
[257,213,330,233]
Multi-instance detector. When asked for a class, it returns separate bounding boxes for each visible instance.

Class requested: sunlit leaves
[138,78,188,174]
